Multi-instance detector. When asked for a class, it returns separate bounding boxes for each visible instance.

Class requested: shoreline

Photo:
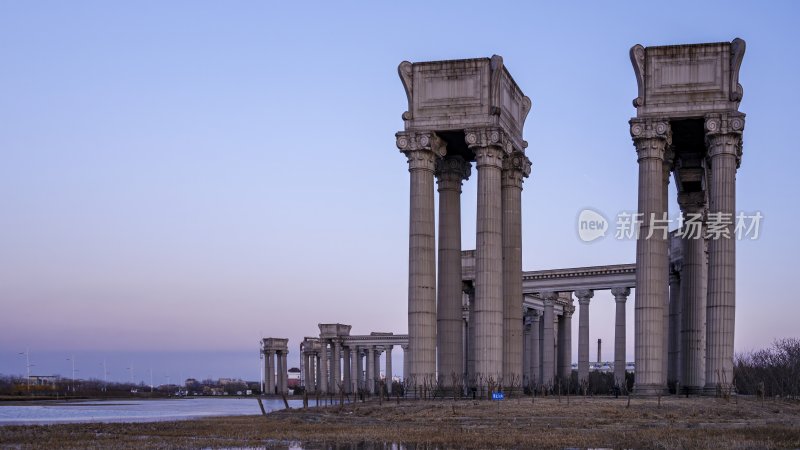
[1,396,798,449]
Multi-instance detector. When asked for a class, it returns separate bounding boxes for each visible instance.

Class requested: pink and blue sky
[1,1,798,383]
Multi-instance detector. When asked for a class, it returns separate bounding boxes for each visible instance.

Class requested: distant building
[288,367,301,388]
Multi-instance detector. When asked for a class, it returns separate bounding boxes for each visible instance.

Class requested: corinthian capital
[501,150,532,188]
[705,113,744,165]
[396,131,447,171]
[435,155,471,186]
[610,287,631,302]
[464,127,514,153]
[575,289,594,305]
[630,118,671,161]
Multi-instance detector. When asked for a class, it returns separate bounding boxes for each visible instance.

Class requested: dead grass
[1,396,799,449]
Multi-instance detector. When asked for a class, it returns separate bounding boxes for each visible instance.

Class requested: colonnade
[261,338,289,395]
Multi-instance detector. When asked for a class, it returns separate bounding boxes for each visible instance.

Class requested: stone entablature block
[398,55,530,153]
[631,39,745,118]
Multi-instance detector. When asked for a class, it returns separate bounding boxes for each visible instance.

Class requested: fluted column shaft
[630,118,671,395]
[280,352,289,394]
[332,340,341,393]
[541,292,557,387]
[576,290,594,383]
[319,343,328,394]
[400,345,408,382]
[436,156,470,383]
[612,287,630,385]
[668,266,682,387]
[558,296,574,383]
[350,347,358,394]
[530,311,541,386]
[662,158,673,386]
[356,347,364,391]
[470,132,506,382]
[265,350,275,395]
[386,346,393,394]
[523,316,532,385]
[397,132,443,380]
[366,347,375,394]
[704,113,743,394]
[343,347,351,394]
[501,152,530,382]
[680,205,707,392]
[465,284,476,384]
[374,349,382,392]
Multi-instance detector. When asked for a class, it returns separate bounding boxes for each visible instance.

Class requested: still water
[0,397,313,425]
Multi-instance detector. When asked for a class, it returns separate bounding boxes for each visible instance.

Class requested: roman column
[464,283,476,384]
[356,347,364,392]
[386,346,393,394]
[576,289,594,383]
[343,346,351,394]
[630,118,671,395]
[541,291,557,387]
[265,350,275,395]
[530,310,541,387]
[315,352,322,393]
[400,344,408,384]
[319,343,328,394]
[523,313,532,385]
[281,351,289,394]
[679,192,707,394]
[332,340,341,393]
[558,297,574,384]
[374,348,382,393]
[611,287,631,386]
[704,113,744,395]
[466,128,508,383]
[366,346,375,394]
[396,131,445,380]
[668,262,682,388]
[350,346,358,394]
[436,155,471,384]
[275,351,284,395]
[502,151,531,383]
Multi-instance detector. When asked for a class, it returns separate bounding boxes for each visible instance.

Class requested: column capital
[677,191,706,215]
[705,112,744,166]
[396,131,446,171]
[435,155,471,188]
[630,117,671,161]
[575,289,594,305]
[501,150,532,188]
[541,290,559,305]
[610,287,631,302]
[563,305,575,318]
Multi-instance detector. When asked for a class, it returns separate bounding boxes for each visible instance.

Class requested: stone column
[501,151,531,383]
[385,346,393,395]
[356,347,364,392]
[350,346,358,394]
[265,350,275,395]
[400,345,408,383]
[275,351,284,395]
[523,313,532,386]
[704,113,744,395]
[541,291,557,387]
[668,262,682,387]
[436,156,470,384]
[315,353,322,393]
[630,118,671,395]
[280,352,289,394]
[464,283,476,384]
[679,192,707,394]
[331,340,341,393]
[530,310,541,386]
[558,295,574,384]
[397,132,444,380]
[319,343,328,394]
[662,151,673,387]
[343,347,351,394]
[374,349,383,392]
[466,128,508,382]
[576,290,594,383]
[612,287,631,386]
[366,346,375,394]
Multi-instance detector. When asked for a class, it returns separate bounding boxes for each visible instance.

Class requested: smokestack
[597,338,602,363]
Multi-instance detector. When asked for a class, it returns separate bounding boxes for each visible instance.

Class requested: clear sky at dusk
[2,1,798,383]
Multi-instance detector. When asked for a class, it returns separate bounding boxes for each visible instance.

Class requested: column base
[634,383,669,396]
[680,385,705,396]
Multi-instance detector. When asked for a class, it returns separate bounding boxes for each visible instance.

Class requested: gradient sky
[2,1,798,383]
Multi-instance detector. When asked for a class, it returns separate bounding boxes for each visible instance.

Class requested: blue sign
[492,391,504,400]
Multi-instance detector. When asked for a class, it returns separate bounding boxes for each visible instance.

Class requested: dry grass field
[1,396,799,449]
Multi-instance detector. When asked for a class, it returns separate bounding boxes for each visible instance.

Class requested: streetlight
[17,349,31,393]
[66,356,77,393]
